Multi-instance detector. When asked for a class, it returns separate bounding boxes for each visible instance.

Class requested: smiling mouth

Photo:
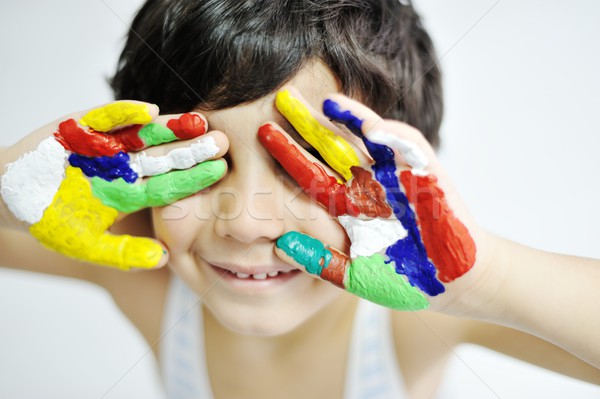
[226,269,296,280]
[209,263,302,282]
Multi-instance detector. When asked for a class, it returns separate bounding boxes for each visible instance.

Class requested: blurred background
[0,0,599,397]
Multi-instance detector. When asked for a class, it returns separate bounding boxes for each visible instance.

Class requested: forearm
[466,235,600,369]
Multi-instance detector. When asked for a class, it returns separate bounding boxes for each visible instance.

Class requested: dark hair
[111,0,443,147]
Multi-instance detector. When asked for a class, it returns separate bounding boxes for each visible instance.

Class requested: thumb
[274,231,348,289]
[274,231,429,311]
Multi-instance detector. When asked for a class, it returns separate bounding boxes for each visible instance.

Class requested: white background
[0,0,599,397]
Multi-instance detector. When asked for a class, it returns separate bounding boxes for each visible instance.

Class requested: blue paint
[323,99,444,295]
[69,152,138,183]
[323,99,364,137]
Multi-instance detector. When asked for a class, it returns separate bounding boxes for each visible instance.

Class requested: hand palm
[259,89,476,311]
[1,102,225,270]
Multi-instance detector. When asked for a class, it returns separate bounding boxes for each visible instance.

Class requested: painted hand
[0,102,226,270]
[258,89,478,311]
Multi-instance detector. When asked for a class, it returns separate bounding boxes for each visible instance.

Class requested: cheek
[290,193,350,253]
[152,195,211,253]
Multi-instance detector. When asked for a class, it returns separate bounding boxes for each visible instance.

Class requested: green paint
[138,123,178,147]
[92,160,226,213]
[347,254,429,311]
[276,231,332,275]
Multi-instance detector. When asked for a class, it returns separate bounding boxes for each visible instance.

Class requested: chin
[199,273,343,337]
[204,300,313,337]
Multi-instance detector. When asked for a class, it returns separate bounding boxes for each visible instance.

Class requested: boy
[1,1,599,397]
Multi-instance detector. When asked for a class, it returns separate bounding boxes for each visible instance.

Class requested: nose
[213,167,286,244]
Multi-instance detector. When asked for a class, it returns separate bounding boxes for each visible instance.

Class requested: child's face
[152,62,352,336]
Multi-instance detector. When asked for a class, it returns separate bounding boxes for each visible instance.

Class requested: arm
[464,316,600,386]
[462,237,600,370]
[259,88,600,378]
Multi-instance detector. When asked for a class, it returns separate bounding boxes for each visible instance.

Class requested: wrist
[431,229,510,319]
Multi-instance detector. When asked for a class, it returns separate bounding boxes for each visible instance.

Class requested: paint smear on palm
[272,97,477,311]
[259,119,429,309]
[323,99,476,286]
[275,90,360,181]
[29,167,163,270]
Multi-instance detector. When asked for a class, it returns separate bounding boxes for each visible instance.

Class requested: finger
[28,166,166,270]
[93,234,168,270]
[258,123,358,217]
[130,131,227,178]
[70,130,227,184]
[275,88,364,181]
[135,112,208,147]
[321,94,396,165]
[366,128,429,171]
[90,159,227,213]
[79,101,157,132]
[275,231,347,288]
[322,94,383,136]
[55,110,207,157]
[324,95,436,172]
[275,231,429,311]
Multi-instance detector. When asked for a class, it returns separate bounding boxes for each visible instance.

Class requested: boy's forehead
[288,60,341,104]
[197,60,341,132]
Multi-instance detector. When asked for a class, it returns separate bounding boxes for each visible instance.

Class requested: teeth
[232,271,283,279]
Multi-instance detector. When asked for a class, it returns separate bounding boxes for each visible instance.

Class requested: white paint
[338,215,407,258]
[0,138,67,225]
[131,136,219,177]
[367,130,429,172]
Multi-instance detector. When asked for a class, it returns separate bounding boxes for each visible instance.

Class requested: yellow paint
[79,102,153,132]
[276,90,360,181]
[30,167,162,270]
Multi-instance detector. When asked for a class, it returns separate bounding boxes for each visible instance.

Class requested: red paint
[400,171,476,282]
[258,124,358,217]
[167,113,206,139]
[346,166,393,218]
[113,125,146,151]
[54,119,145,157]
[321,246,349,288]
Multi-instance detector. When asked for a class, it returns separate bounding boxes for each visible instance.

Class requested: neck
[205,294,360,398]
